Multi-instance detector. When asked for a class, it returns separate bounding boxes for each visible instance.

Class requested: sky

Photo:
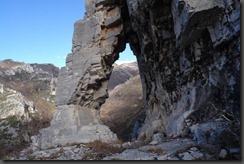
[0,0,136,68]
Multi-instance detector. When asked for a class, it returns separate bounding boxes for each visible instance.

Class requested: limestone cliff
[37,0,239,149]
[126,0,240,144]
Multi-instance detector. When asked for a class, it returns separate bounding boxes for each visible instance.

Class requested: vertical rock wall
[126,0,240,143]
[55,0,128,124]
[35,0,128,149]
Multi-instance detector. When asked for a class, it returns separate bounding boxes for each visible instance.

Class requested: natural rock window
[100,44,145,141]
[32,0,240,151]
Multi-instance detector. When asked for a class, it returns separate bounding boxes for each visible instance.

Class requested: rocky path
[11,137,239,160]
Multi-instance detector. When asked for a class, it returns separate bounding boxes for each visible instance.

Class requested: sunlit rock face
[35,0,127,149]
[37,0,239,148]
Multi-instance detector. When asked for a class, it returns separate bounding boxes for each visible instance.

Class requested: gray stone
[104,7,121,28]
[0,83,3,93]
[190,151,204,160]
[103,149,156,160]
[179,152,195,160]
[172,0,225,49]
[190,147,198,151]
[152,133,164,143]
[33,105,117,149]
[149,140,158,145]
[157,155,168,160]
[189,120,230,145]
[219,149,228,159]
[139,138,196,157]
[168,157,180,160]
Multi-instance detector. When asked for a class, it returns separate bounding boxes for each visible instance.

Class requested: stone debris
[219,149,228,159]
[15,146,85,160]
[190,147,198,151]
[179,152,195,160]
[149,141,158,145]
[12,137,231,160]
[190,151,204,160]
[0,83,3,93]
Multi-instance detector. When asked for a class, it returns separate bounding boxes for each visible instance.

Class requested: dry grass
[49,148,64,159]
[82,140,124,160]
[100,75,145,141]
[0,143,30,160]
[147,147,165,155]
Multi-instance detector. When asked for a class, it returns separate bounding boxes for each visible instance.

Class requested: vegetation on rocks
[0,60,59,159]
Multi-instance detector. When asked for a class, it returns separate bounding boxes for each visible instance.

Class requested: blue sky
[0,0,136,68]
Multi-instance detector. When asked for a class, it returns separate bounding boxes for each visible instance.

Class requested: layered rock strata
[36,0,240,149]
[35,0,127,148]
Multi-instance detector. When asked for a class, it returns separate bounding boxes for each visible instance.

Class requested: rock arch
[34,0,240,149]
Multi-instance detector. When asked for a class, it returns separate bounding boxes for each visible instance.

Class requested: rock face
[127,0,240,145]
[32,105,117,150]
[44,0,239,150]
[0,88,36,149]
[55,1,126,107]
[0,88,35,120]
[36,0,125,149]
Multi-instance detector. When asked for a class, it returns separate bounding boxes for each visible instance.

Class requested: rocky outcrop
[37,0,239,153]
[0,60,59,101]
[55,1,126,106]
[35,0,127,149]
[0,60,34,76]
[0,60,59,158]
[0,88,35,120]
[31,63,60,78]
[31,105,117,150]
[127,0,240,146]
[0,87,36,157]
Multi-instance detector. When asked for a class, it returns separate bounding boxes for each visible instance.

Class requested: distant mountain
[108,62,139,91]
[118,62,139,76]
[102,62,144,141]
[101,75,145,141]
[30,63,59,78]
